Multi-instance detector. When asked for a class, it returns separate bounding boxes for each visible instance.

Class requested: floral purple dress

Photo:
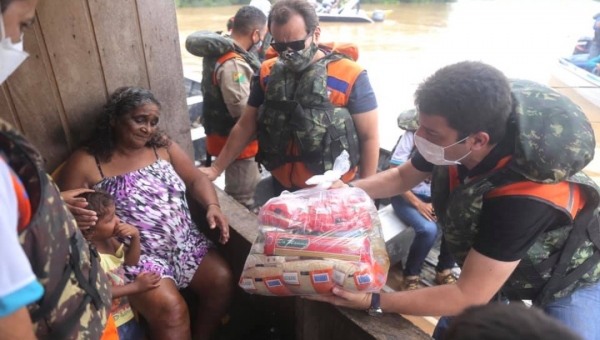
[93,153,212,288]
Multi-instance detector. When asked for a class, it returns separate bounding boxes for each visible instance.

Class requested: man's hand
[416,202,437,222]
[60,188,98,228]
[330,180,349,189]
[199,165,221,181]
[303,287,373,310]
[206,204,229,244]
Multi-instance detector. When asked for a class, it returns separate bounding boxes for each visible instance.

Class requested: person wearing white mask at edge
[0,0,111,339]
[249,0,271,61]
[306,61,600,340]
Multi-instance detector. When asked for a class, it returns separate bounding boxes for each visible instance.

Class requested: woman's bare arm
[167,142,230,243]
[55,149,100,190]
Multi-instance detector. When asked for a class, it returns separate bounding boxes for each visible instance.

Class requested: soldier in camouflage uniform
[186,6,267,210]
[0,0,111,339]
[200,0,379,196]
[307,61,600,340]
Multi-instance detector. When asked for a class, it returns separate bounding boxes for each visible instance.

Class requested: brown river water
[176,0,600,173]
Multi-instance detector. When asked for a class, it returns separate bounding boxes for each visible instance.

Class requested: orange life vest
[448,155,587,219]
[258,45,363,188]
[100,314,119,340]
[205,51,259,159]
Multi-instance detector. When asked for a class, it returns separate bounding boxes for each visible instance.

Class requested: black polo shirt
[410,134,569,262]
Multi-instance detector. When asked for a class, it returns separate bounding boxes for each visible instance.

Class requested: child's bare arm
[113,223,141,266]
[110,272,161,298]
[111,283,144,299]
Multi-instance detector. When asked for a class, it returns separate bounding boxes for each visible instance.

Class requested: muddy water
[176,0,600,169]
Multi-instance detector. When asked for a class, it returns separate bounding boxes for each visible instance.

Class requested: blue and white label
[312,273,330,283]
[333,270,346,285]
[240,278,256,290]
[266,279,283,287]
[356,274,372,285]
[283,272,299,285]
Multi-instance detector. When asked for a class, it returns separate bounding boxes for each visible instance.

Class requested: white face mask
[0,14,29,84]
[414,134,472,166]
[249,38,263,54]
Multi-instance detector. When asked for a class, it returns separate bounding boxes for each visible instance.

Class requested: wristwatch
[367,293,383,316]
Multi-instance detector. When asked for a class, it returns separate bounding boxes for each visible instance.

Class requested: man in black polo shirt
[307,61,600,340]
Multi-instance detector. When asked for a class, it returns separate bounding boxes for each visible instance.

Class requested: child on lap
[80,191,161,340]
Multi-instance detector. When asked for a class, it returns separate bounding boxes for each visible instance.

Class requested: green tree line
[175,0,452,7]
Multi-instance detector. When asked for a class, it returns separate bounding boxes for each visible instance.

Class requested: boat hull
[318,13,373,23]
[554,57,600,109]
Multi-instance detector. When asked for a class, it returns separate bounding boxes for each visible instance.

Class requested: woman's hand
[416,202,436,222]
[60,188,98,228]
[207,204,229,244]
[303,287,373,310]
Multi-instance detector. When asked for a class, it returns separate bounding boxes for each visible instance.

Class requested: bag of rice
[239,152,390,296]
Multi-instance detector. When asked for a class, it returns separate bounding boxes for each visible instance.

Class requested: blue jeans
[432,282,600,340]
[589,42,600,61]
[118,318,145,340]
[391,193,455,276]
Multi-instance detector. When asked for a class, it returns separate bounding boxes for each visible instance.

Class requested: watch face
[368,307,383,316]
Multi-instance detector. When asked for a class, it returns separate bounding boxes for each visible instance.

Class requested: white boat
[552,36,600,108]
[317,0,374,23]
[554,56,600,108]
[318,11,374,23]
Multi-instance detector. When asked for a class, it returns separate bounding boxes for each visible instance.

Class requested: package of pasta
[239,152,390,296]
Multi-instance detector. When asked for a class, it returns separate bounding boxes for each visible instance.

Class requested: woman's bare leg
[128,278,191,340]
[187,249,233,340]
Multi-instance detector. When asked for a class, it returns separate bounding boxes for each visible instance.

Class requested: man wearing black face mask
[200,0,379,195]
[187,6,267,211]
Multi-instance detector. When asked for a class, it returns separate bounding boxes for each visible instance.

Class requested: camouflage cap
[397,108,419,131]
[186,30,234,58]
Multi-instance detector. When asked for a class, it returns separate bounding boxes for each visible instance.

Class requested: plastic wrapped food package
[239,186,390,296]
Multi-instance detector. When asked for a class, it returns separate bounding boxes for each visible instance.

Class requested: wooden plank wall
[0,0,192,172]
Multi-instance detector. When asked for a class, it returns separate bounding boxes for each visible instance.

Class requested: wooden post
[0,0,192,172]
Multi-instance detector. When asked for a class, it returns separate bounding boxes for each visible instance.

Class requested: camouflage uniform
[397,107,419,132]
[186,31,262,207]
[430,79,600,305]
[186,30,262,136]
[0,118,111,339]
[256,53,361,175]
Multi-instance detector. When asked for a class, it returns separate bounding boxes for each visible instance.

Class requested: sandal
[403,276,421,291]
[435,271,457,285]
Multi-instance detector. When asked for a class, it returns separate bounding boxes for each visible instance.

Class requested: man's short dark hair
[233,6,267,36]
[0,0,18,13]
[269,0,319,35]
[414,61,513,144]
[445,303,583,340]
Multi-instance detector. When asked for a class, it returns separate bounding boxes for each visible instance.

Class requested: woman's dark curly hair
[83,86,171,162]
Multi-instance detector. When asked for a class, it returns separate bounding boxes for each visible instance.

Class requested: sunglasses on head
[270,31,313,53]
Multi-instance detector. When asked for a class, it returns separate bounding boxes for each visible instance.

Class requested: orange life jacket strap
[213,51,243,85]
[448,155,586,219]
[206,134,258,159]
